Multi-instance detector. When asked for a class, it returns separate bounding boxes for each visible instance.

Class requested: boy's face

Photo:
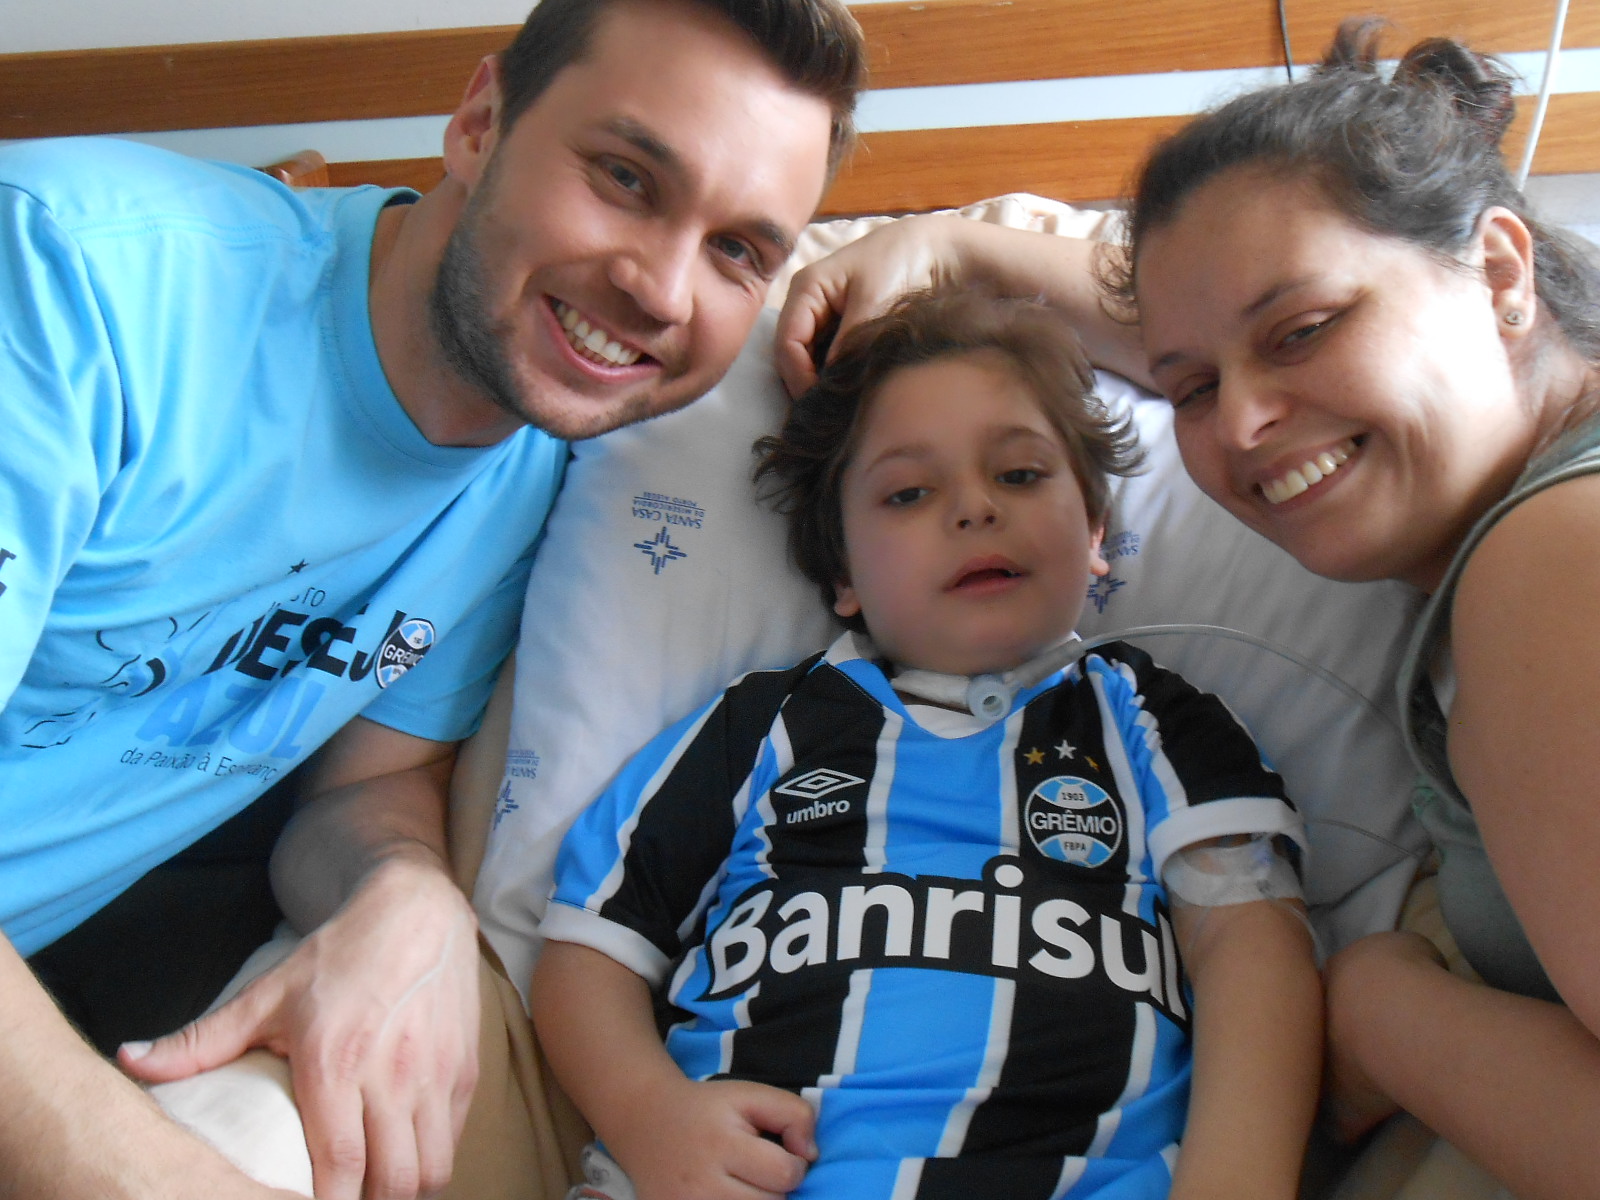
[833,351,1110,677]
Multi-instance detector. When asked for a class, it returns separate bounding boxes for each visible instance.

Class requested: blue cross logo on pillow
[1025,775,1123,867]
[634,528,688,575]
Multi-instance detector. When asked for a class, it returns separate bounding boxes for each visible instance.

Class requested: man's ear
[1478,206,1538,341]
[442,55,505,190]
[1088,524,1111,579]
[833,581,861,620]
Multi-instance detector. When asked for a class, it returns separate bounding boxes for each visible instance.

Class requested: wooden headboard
[2,0,1596,216]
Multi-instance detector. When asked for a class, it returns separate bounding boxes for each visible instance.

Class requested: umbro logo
[774,768,864,800]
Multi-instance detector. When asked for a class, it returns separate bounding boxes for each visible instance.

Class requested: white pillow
[475,202,1431,1004]
[474,310,837,1002]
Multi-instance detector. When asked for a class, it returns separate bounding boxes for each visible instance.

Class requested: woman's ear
[442,55,504,190]
[1478,206,1538,341]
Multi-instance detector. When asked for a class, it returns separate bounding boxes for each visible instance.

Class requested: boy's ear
[1088,525,1111,579]
[833,581,861,620]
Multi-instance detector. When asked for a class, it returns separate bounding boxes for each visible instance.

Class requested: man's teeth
[1261,439,1357,505]
[553,301,642,367]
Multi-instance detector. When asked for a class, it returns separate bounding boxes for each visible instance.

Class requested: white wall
[9,0,560,52]
[11,0,900,52]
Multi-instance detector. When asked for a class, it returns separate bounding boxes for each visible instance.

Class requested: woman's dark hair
[755,288,1143,629]
[1104,20,1600,364]
[498,0,865,177]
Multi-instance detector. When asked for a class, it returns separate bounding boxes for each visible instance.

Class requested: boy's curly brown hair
[755,287,1143,629]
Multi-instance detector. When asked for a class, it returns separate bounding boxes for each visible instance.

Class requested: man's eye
[604,160,646,196]
[711,234,766,278]
[886,486,927,507]
[997,468,1042,486]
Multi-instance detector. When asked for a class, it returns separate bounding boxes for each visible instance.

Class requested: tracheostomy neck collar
[888,634,1090,719]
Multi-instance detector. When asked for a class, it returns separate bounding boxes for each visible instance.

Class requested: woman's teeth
[553,301,642,367]
[1261,438,1357,505]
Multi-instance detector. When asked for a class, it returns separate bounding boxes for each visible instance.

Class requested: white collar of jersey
[831,631,1087,719]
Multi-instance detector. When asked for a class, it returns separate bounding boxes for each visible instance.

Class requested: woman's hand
[774,215,1148,397]
[775,214,970,396]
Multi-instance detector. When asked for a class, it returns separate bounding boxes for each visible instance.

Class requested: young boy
[530,290,1322,1200]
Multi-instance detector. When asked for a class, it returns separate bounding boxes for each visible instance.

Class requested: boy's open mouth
[950,564,1024,591]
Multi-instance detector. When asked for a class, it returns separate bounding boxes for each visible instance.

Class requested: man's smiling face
[429,0,834,441]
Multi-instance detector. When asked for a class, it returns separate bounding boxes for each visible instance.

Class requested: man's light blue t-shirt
[0,138,566,954]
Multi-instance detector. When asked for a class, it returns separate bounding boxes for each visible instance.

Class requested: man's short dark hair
[498,0,865,176]
[755,288,1144,629]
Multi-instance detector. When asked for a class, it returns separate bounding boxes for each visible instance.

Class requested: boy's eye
[997,467,1042,486]
[885,486,928,507]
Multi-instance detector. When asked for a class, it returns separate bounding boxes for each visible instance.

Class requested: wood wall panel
[819,116,1186,213]
[3,0,1594,140]
[835,92,1600,212]
[327,156,446,192]
[0,28,514,139]
[857,0,1599,89]
[1504,94,1600,178]
[1283,0,1598,63]
[854,0,1285,89]
[308,91,1600,216]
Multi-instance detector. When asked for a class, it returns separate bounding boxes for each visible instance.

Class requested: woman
[777,25,1600,1197]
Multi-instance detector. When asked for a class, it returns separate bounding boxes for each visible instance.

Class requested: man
[0,1,863,1196]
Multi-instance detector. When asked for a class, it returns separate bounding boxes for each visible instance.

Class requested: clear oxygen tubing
[965,622,1398,735]
[1516,0,1571,189]
[950,622,1431,897]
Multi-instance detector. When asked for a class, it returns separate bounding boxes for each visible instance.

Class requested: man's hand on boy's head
[610,1075,816,1200]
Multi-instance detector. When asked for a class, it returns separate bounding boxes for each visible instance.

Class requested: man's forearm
[124,717,481,1200]
[0,931,286,1200]
[269,718,459,931]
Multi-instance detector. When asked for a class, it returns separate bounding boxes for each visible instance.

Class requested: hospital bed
[3,2,1597,1195]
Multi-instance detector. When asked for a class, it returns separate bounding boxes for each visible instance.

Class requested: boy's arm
[1168,897,1322,1200]
[530,939,816,1200]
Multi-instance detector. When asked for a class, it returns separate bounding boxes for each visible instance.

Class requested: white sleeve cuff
[540,901,675,988]
[1146,795,1307,886]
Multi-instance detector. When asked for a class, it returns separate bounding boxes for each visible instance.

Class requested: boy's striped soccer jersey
[545,633,1303,1199]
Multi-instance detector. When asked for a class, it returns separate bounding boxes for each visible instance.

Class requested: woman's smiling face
[1136,168,1544,591]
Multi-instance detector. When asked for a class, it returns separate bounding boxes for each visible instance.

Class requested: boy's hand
[610,1076,816,1200]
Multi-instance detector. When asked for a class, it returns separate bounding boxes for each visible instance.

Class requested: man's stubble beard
[427,177,665,442]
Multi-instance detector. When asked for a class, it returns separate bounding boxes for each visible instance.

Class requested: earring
[1504,310,1525,326]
